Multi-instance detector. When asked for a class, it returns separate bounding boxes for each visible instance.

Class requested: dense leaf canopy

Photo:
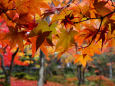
[0,0,115,67]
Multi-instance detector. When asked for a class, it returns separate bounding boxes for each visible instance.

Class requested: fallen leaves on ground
[0,77,71,86]
[87,75,115,86]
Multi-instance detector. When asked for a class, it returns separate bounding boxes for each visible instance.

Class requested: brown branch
[0,3,16,15]
[74,10,115,24]
[7,9,16,11]
[0,3,16,21]
[8,48,19,75]
[4,13,13,21]
[75,10,115,49]
[75,42,78,53]
[73,18,100,24]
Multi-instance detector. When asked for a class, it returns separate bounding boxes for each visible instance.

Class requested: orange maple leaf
[3,27,25,51]
[15,0,50,15]
[74,54,93,67]
[29,32,51,58]
[93,0,111,16]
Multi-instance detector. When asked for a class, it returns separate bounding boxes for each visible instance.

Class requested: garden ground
[0,77,76,86]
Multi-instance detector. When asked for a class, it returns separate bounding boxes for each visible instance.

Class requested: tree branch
[75,10,115,49]
[8,48,19,75]
[74,10,115,24]
[79,18,103,49]
[0,54,7,75]
[74,18,100,24]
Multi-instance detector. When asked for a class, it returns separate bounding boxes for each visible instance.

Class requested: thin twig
[76,10,115,49]
[8,9,16,10]
[74,18,100,24]
[74,10,115,24]
[4,13,13,21]
[79,18,103,49]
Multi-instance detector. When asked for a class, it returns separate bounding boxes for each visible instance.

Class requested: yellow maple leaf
[51,9,73,23]
[29,20,56,37]
[74,54,93,67]
[56,29,77,53]
[81,42,101,56]
[28,20,56,57]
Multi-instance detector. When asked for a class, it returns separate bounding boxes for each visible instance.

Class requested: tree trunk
[109,61,112,79]
[77,65,82,86]
[4,74,10,86]
[0,48,19,86]
[38,50,45,86]
[82,68,85,84]
[0,54,10,86]
[77,65,85,86]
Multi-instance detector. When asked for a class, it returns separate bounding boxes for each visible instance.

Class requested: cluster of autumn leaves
[0,0,115,67]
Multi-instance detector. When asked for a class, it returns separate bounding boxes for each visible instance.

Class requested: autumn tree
[0,45,19,86]
[0,0,115,86]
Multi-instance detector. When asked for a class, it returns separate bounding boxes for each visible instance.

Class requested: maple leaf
[96,17,115,49]
[56,29,77,58]
[15,13,33,25]
[70,0,91,18]
[52,9,81,28]
[51,9,72,23]
[0,0,114,75]
[74,20,100,47]
[3,27,26,51]
[103,30,115,53]
[93,0,111,16]
[96,27,108,49]
[0,0,15,10]
[29,20,56,37]
[74,27,98,46]
[29,36,49,59]
[42,0,74,18]
[61,13,75,28]
[29,31,51,57]
[79,41,101,56]
[74,54,93,67]
[28,20,56,57]
[40,43,48,59]
[36,31,52,50]
[29,20,56,46]
[15,0,49,15]
[29,36,37,57]
[24,21,38,30]
[109,14,115,33]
